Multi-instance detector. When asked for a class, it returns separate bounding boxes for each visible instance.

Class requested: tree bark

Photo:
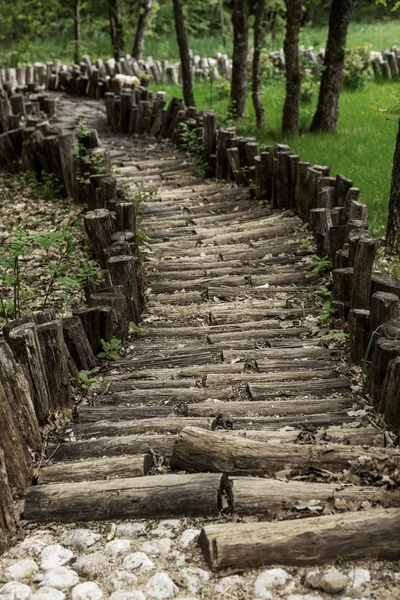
[386,121,400,253]
[310,0,354,132]
[73,0,81,65]
[282,0,302,135]
[229,0,249,120]
[108,0,125,59]
[172,0,196,107]
[252,0,266,128]
[132,0,152,60]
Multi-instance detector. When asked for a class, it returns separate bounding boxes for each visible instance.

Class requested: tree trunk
[132,0,152,60]
[229,0,249,120]
[73,0,81,65]
[172,0,195,108]
[310,0,354,132]
[386,121,400,253]
[252,0,266,128]
[108,0,125,59]
[282,0,302,135]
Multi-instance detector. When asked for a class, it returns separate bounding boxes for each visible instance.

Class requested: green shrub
[343,44,372,90]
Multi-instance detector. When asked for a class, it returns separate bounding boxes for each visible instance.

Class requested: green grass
[151,78,399,237]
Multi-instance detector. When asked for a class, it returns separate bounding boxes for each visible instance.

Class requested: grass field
[150,78,399,237]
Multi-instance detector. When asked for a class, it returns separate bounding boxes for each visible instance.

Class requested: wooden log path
[24,95,400,572]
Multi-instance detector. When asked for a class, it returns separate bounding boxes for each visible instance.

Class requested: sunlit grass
[151,78,399,237]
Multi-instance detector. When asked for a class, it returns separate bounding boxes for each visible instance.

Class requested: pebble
[169,551,186,566]
[288,595,324,600]
[348,568,371,588]
[40,567,79,590]
[62,530,101,551]
[5,559,39,582]
[40,545,74,570]
[140,539,171,556]
[115,523,146,539]
[31,587,66,600]
[71,582,103,600]
[150,527,175,539]
[107,571,138,592]
[254,568,290,598]
[159,520,180,530]
[0,581,31,600]
[123,552,154,571]
[307,569,349,594]
[179,530,200,549]
[214,575,245,594]
[109,593,146,600]
[74,553,111,579]
[178,568,209,593]
[145,573,178,599]
[105,540,133,556]
[19,533,55,556]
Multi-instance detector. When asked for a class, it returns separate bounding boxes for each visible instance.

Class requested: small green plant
[97,337,122,360]
[129,321,144,335]
[178,122,211,177]
[305,256,331,279]
[300,239,311,251]
[75,370,101,390]
[319,300,335,323]
[328,330,350,339]
[361,325,382,374]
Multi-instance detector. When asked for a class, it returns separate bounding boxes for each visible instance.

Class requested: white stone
[5,560,39,582]
[20,533,55,556]
[71,582,103,600]
[254,569,290,597]
[178,568,209,594]
[140,539,171,556]
[0,581,31,600]
[73,553,110,579]
[109,593,146,600]
[115,523,146,539]
[307,569,349,594]
[169,551,186,566]
[214,575,244,594]
[287,596,324,600]
[105,540,133,556]
[107,571,138,592]
[145,573,178,599]
[158,520,180,530]
[32,574,44,585]
[62,529,101,550]
[179,529,200,549]
[31,587,65,600]
[348,568,371,588]
[150,528,175,539]
[123,552,154,571]
[40,545,74,570]
[40,567,79,590]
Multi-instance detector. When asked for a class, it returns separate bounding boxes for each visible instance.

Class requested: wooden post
[202,111,217,174]
[348,309,370,364]
[84,209,116,269]
[36,321,71,411]
[73,307,102,354]
[0,448,16,555]
[368,338,400,409]
[62,317,98,372]
[216,126,236,180]
[89,292,129,341]
[335,173,353,206]
[107,255,141,323]
[370,292,400,334]
[351,238,379,310]
[332,267,354,317]
[383,356,400,427]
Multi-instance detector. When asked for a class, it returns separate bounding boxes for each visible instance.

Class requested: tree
[282,0,302,135]
[386,121,400,253]
[108,0,125,59]
[172,0,196,107]
[251,0,267,128]
[229,0,249,120]
[310,0,355,133]
[132,0,152,60]
[72,0,81,64]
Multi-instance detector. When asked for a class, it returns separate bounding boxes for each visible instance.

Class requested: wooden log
[107,255,140,323]
[101,176,118,208]
[0,448,16,555]
[202,111,216,173]
[226,147,242,186]
[36,454,154,485]
[58,132,75,199]
[368,338,400,409]
[84,209,116,269]
[370,291,400,334]
[73,307,102,354]
[0,342,41,452]
[347,229,369,267]
[62,317,97,372]
[332,267,354,313]
[329,226,346,265]
[275,150,291,208]
[169,427,391,476]
[371,272,400,299]
[335,174,353,206]
[383,356,400,427]
[349,199,368,221]
[115,201,136,232]
[348,308,370,364]
[89,292,129,341]
[8,323,51,425]
[351,238,379,309]
[216,126,236,180]
[36,321,71,411]
[225,476,400,517]
[199,508,400,572]
[287,154,299,209]
[24,473,223,522]
[296,161,312,220]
